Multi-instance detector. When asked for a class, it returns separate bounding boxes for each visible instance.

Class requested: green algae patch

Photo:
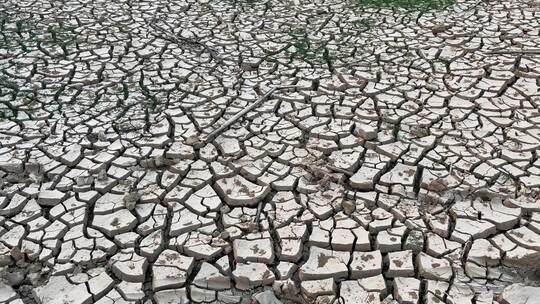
[355,0,455,10]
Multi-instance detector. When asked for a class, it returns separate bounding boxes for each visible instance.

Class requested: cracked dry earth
[1,0,540,303]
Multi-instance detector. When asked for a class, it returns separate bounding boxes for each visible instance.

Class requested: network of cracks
[1,0,540,303]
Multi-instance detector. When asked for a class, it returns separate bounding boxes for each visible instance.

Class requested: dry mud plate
[0,0,540,303]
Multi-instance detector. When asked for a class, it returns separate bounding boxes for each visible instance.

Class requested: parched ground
[1,0,540,303]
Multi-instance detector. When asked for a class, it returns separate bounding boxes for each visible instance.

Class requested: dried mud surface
[1,0,540,303]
